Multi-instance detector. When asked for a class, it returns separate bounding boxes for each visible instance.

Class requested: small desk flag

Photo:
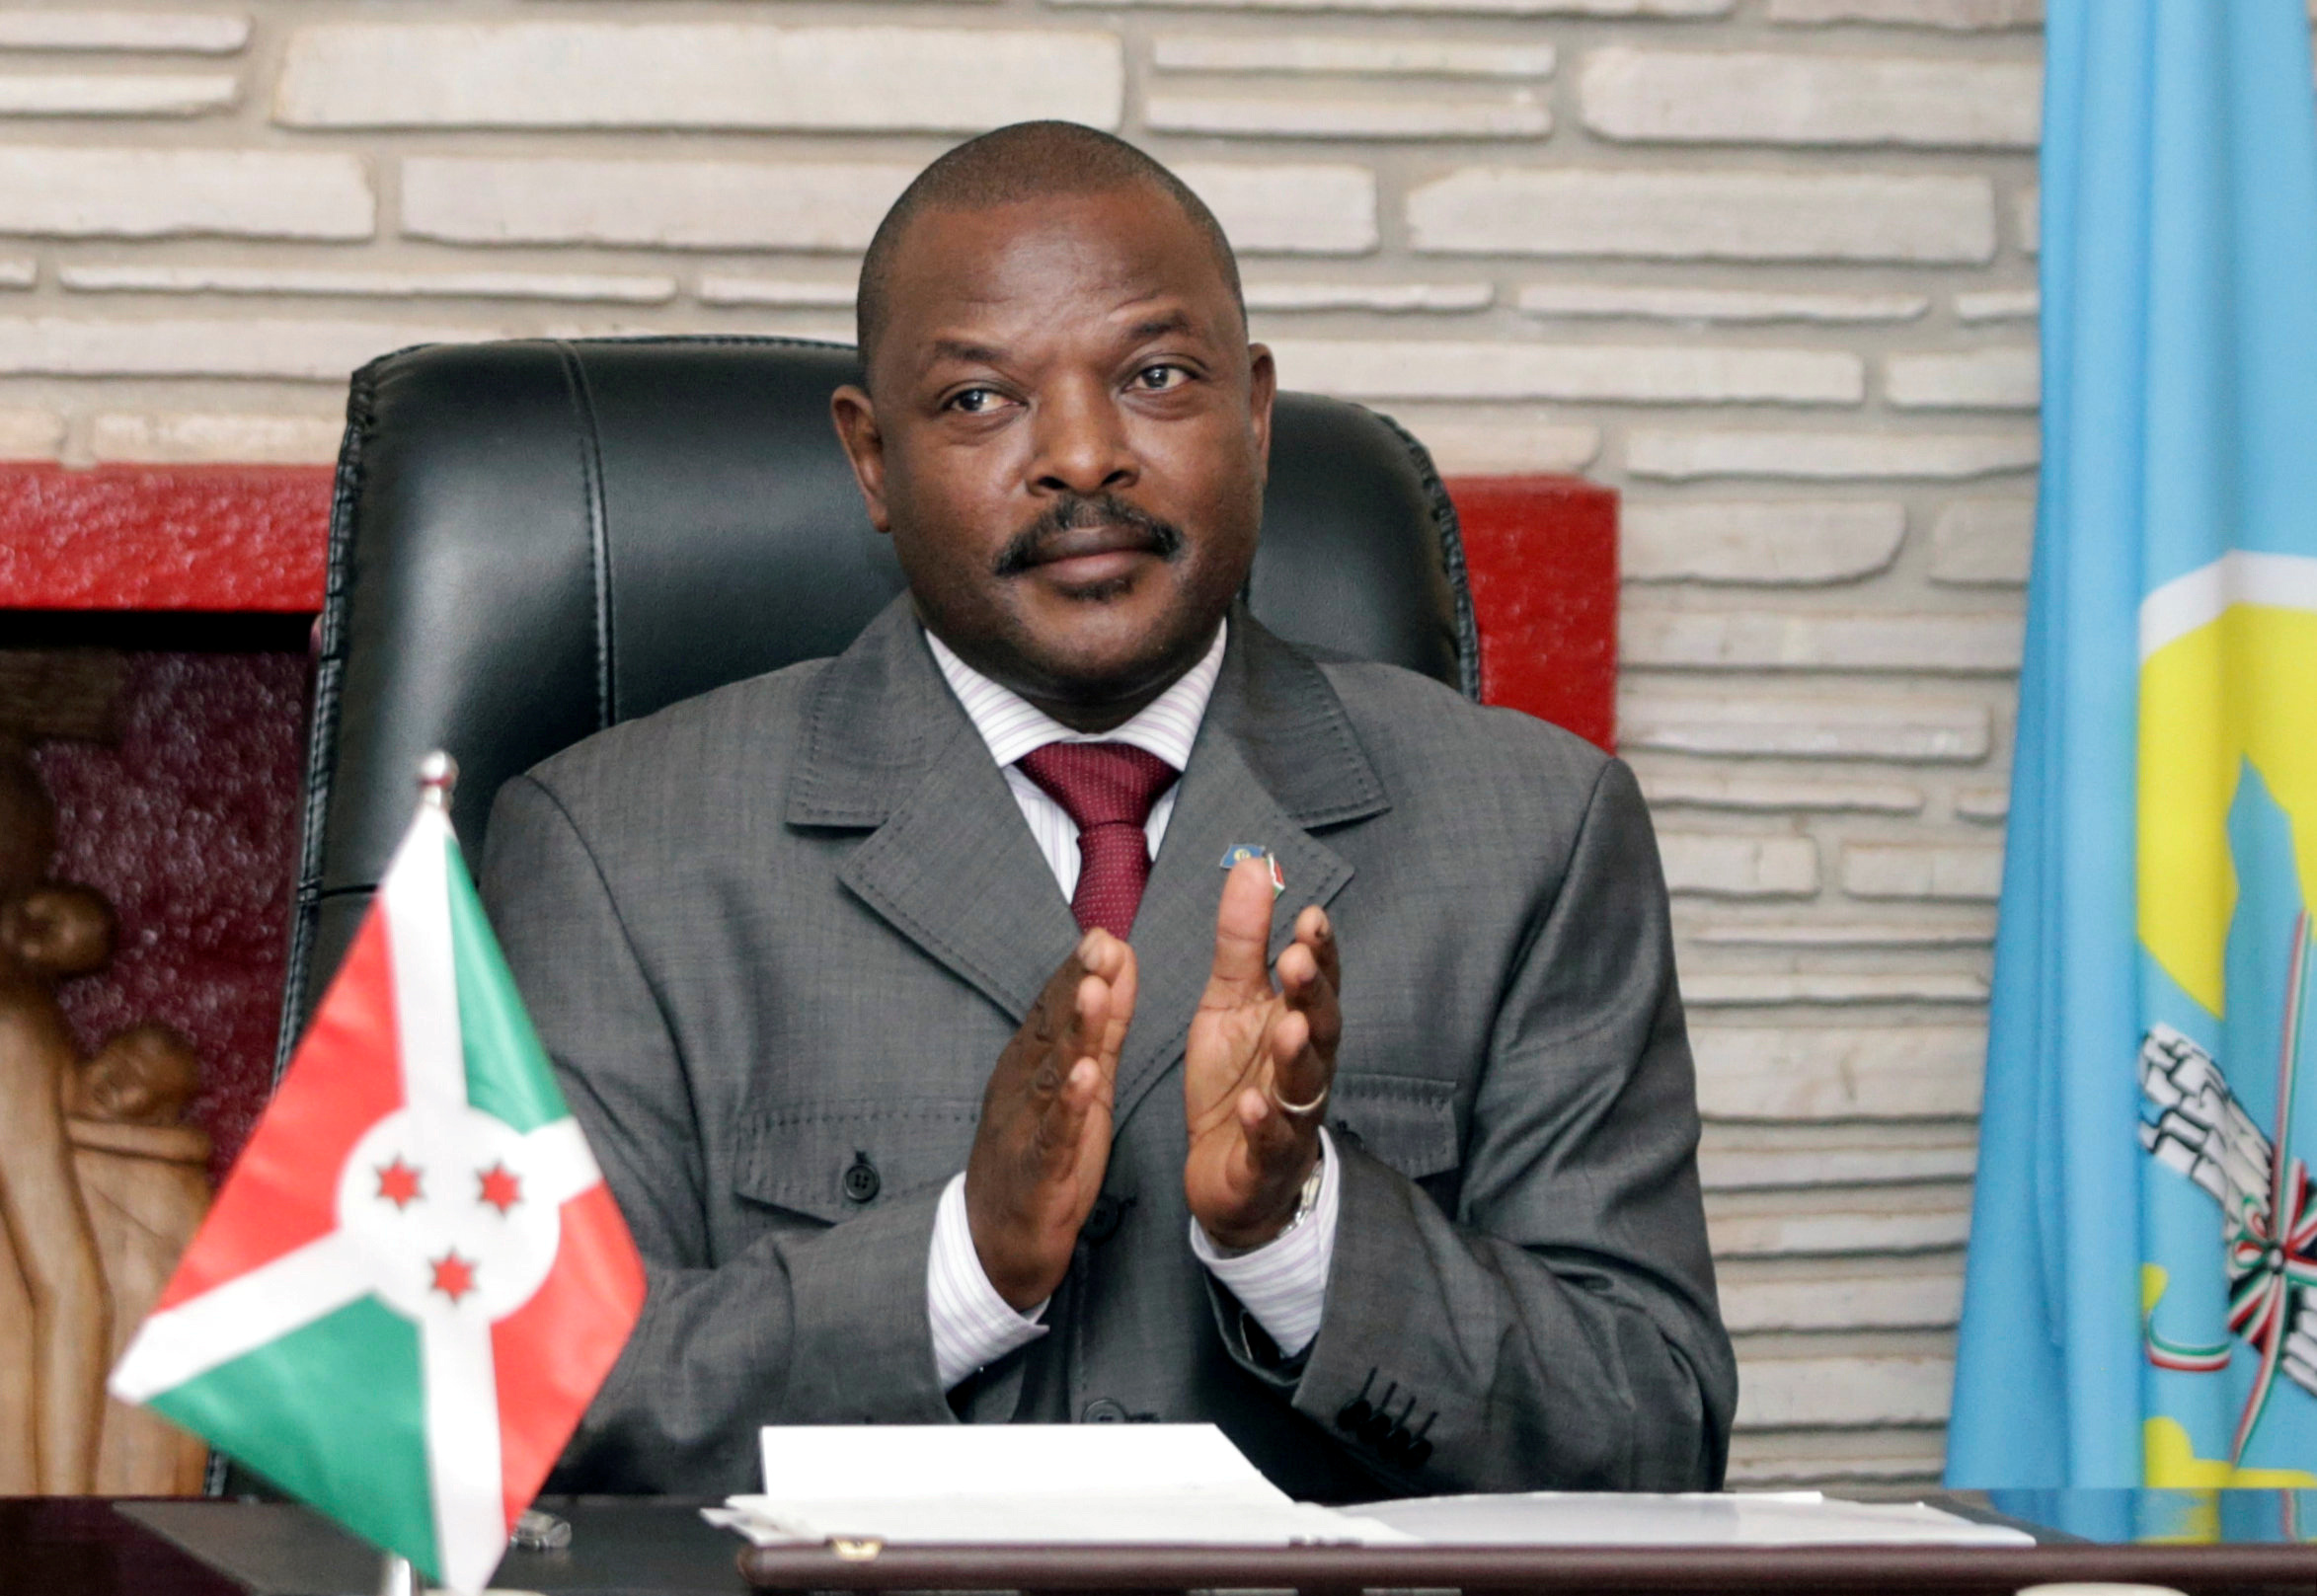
[1947,1,2317,1489]
[111,757,645,1591]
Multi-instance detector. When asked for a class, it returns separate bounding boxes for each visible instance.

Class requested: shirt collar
[925,619,1226,774]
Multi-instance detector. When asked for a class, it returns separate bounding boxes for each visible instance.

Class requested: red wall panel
[1451,474,1619,753]
[0,464,332,612]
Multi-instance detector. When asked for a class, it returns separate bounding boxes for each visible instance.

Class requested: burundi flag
[111,759,645,1592]
[1948,0,2317,1499]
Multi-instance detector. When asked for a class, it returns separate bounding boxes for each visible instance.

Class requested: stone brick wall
[10,0,2274,1487]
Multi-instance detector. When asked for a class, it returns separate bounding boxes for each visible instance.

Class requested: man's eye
[948,387,1003,413]
[1134,364,1190,392]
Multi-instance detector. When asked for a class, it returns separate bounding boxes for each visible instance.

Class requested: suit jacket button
[1335,1400,1370,1433]
[841,1153,881,1203]
[1082,1399,1129,1423]
[1403,1437,1433,1469]
[1082,1194,1124,1244]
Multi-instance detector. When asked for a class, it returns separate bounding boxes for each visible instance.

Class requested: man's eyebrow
[922,338,1007,366]
[915,312,1200,371]
[1127,312,1195,342]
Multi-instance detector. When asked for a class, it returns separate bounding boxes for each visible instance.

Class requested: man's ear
[1246,343,1277,480]
[830,384,892,535]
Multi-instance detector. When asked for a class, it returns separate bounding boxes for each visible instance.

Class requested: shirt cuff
[1188,1127,1340,1358]
[927,1173,1047,1391]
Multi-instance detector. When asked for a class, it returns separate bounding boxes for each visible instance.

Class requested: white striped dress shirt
[920,622,1340,1388]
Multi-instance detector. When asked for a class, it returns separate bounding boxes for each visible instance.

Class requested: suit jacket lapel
[792,598,1082,1026]
[791,600,1394,1121]
[1111,614,1390,1128]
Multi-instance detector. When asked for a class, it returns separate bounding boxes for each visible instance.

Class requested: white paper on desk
[710,1423,1410,1547]
[1359,1489,2034,1548]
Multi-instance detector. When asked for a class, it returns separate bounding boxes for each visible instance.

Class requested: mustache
[991,494,1186,577]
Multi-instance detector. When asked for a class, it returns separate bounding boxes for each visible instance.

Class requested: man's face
[833,185,1274,722]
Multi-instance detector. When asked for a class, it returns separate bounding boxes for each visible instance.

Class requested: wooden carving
[67,1023,212,1494]
[0,651,211,1495]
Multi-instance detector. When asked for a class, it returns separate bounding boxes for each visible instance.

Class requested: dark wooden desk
[735,1537,2317,1596]
[6,1495,2316,1596]
[4,1498,243,1596]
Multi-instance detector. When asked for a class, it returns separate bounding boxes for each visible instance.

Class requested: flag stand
[378,1553,420,1596]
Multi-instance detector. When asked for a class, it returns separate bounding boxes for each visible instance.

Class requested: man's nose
[1028,380,1137,495]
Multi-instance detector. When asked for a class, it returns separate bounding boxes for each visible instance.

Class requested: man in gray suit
[480,121,1735,1503]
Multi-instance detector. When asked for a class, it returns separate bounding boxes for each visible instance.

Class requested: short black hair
[855,121,1245,380]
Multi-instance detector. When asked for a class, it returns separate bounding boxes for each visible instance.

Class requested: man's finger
[1033,977,1113,1171]
[1034,1056,1099,1176]
[1071,930,1138,1082]
[1078,927,1122,983]
[1027,944,1091,1049]
[1276,934,1342,1051]
[1275,940,1320,999]
[1234,1082,1303,1175]
[1095,941,1138,1077]
[1307,978,1342,1057]
[1278,947,1342,1061]
[1275,911,1338,1000]
[1270,1006,1309,1067]
[1300,906,1341,996]
[1071,970,1111,1066]
[1203,857,1278,1005]
[1026,960,1104,1102]
[1268,1007,1325,1104]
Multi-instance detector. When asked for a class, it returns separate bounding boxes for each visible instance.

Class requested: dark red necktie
[1017,742,1180,939]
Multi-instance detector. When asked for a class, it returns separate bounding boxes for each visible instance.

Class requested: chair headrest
[285,336,1474,1044]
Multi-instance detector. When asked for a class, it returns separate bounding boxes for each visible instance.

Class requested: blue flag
[1948,0,2317,1488]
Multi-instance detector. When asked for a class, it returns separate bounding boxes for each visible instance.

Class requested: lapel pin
[1219,844,1285,899]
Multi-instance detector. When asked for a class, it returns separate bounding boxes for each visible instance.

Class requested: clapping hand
[964,930,1138,1309]
[1183,857,1340,1251]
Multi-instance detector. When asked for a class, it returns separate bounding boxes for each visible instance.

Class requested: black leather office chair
[275,336,1478,1069]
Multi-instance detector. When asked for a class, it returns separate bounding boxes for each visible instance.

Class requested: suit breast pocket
[1329,1072,1461,1182]
[731,1099,982,1225]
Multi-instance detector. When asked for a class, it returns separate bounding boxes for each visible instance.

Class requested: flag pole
[404,748,449,1596]
[418,750,457,809]
[384,735,441,1596]
[378,1553,421,1596]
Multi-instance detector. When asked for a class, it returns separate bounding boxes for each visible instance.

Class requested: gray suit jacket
[480,598,1736,1501]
